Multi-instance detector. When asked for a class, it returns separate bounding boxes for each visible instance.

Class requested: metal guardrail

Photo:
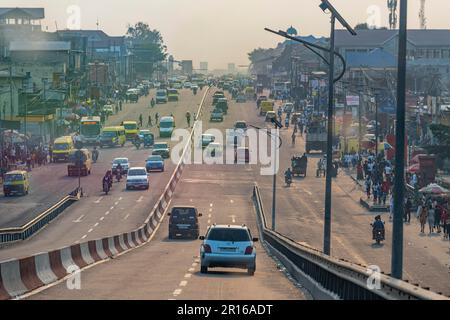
[252,184,448,300]
[0,188,82,244]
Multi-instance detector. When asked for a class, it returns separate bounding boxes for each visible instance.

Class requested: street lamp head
[319,0,357,36]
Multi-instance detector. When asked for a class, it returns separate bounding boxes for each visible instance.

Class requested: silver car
[199,225,258,276]
[112,157,129,174]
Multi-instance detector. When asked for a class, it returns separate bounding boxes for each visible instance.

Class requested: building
[181,60,193,75]
[0,70,25,120]
[227,63,236,74]
[199,61,208,74]
[0,8,48,60]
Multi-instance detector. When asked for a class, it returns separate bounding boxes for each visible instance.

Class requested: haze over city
[3,0,449,69]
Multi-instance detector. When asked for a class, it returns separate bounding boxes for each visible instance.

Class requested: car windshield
[123,124,137,130]
[128,169,147,176]
[102,131,117,137]
[154,143,168,149]
[54,143,69,150]
[160,121,173,128]
[5,174,24,182]
[147,156,162,162]
[206,228,251,242]
[113,159,128,164]
[157,91,166,97]
[168,89,177,94]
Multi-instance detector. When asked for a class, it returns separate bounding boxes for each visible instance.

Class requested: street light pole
[392,0,408,280]
[375,93,379,157]
[323,14,336,255]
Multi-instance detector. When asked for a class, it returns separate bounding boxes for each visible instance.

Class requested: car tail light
[203,244,212,253]
[245,246,253,255]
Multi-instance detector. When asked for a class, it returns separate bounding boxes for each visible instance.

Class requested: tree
[424,124,450,160]
[126,22,167,78]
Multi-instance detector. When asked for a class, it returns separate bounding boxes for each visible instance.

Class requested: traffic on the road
[0,0,449,304]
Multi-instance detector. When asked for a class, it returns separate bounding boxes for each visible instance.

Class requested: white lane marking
[179,281,188,287]
[208,208,212,212]
[114,201,119,206]
[231,215,236,223]
[189,199,193,202]
[188,268,195,272]
[99,216,105,221]
[230,199,234,203]
[208,214,211,218]
[192,262,197,267]
[184,273,192,278]
[110,206,114,210]
[74,240,80,244]
[88,228,93,233]
[81,235,87,240]
[105,211,110,215]
[173,289,182,296]
[123,213,130,220]
[73,214,85,223]
[314,200,319,203]
[210,203,213,207]
[137,196,144,203]
[118,197,123,201]
[94,223,99,227]
[208,220,211,224]
[94,197,103,204]
[303,189,313,196]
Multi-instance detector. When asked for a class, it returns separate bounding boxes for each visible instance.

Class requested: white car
[126,167,149,190]
[199,224,258,275]
[112,157,129,174]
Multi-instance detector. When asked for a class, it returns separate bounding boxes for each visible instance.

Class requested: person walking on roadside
[427,202,435,235]
[418,204,427,234]
[139,114,143,127]
[433,200,441,233]
[155,112,159,124]
[365,176,372,199]
[148,115,153,127]
[404,197,412,223]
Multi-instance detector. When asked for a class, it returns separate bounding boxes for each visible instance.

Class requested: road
[26,90,306,300]
[0,88,206,261]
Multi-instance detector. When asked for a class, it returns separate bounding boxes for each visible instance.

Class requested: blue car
[146,155,164,172]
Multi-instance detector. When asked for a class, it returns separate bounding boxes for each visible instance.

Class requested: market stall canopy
[407,163,420,173]
[419,183,449,195]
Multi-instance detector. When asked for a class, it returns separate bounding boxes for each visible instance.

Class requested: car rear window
[171,208,196,220]
[206,228,251,242]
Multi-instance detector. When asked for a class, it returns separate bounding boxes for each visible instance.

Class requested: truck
[305,119,327,154]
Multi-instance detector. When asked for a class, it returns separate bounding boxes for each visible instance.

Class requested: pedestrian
[441,204,450,240]
[139,114,143,127]
[419,205,427,234]
[427,202,435,235]
[356,161,364,180]
[148,115,153,127]
[381,179,390,205]
[404,197,412,223]
[433,200,441,233]
[119,100,123,111]
[155,112,159,124]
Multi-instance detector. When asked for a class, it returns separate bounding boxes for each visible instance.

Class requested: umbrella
[419,183,449,195]
[407,163,420,173]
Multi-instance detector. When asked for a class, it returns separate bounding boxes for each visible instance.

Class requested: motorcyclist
[133,134,141,149]
[371,215,385,242]
[115,163,123,182]
[103,170,113,190]
[284,168,293,185]
[92,146,99,163]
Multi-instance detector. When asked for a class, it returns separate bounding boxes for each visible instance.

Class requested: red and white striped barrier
[0,88,209,300]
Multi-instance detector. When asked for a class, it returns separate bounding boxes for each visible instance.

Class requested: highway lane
[0,88,208,261]
[27,92,306,300]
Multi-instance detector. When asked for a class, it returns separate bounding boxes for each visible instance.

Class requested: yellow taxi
[3,170,30,196]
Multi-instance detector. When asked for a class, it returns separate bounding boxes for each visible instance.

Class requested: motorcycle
[103,179,110,195]
[371,223,385,244]
[133,139,141,150]
[116,170,122,182]
[285,175,292,187]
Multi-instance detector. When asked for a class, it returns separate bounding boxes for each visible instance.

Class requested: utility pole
[9,63,13,120]
[391,0,407,280]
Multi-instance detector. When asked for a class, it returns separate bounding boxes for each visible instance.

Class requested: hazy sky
[5,1,450,69]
